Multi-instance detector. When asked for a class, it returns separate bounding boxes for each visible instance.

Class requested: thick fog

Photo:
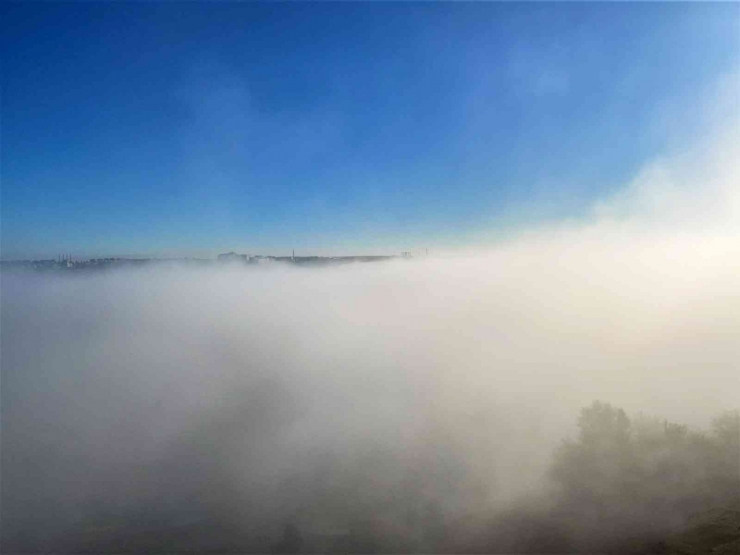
[2,76,738,553]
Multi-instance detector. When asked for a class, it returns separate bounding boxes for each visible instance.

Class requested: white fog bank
[2,71,738,553]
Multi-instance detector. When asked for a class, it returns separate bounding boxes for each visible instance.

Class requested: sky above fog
[2,2,738,259]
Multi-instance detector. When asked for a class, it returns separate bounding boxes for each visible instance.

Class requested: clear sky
[2,1,738,259]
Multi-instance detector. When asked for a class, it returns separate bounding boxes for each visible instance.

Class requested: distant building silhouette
[217,252,248,263]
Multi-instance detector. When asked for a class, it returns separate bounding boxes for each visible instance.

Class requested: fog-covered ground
[2,74,738,553]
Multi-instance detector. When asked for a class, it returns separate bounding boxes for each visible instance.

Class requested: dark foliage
[456,403,739,554]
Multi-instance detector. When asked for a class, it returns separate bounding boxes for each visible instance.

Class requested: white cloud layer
[2,68,738,551]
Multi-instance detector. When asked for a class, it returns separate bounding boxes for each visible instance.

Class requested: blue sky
[2,2,738,258]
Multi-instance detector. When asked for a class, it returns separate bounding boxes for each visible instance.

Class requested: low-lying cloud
[2,73,738,553]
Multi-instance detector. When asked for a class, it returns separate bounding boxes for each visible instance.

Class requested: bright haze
[1,2,739,554]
